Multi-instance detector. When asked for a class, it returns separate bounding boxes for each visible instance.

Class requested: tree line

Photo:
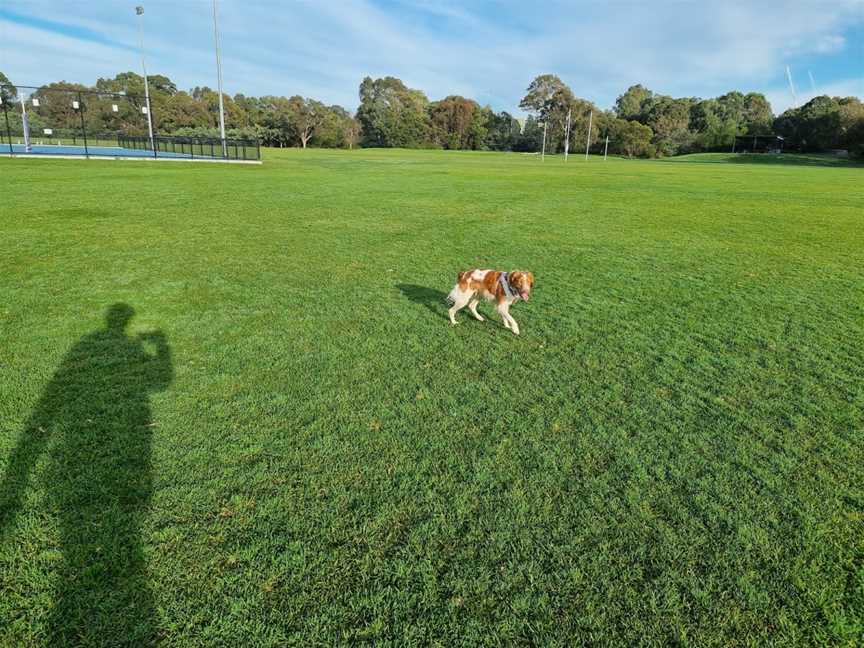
[1,70,861,157]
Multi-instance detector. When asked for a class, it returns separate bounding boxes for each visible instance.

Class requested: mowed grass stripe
[1,150,862,646]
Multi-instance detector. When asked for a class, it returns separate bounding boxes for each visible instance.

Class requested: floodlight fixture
[135,5,155,149]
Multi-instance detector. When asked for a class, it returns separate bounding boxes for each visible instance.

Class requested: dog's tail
[446,285,460,304]
[446,271,472,304]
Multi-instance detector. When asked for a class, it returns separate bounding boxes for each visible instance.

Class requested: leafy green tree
[742,93,773,135]
[513,115,544,152]
[156,92,210,133]
[233,94,265,127]
[95,71,177,97]
[837,98,864,156]
[519,74,569,120]
[310,105,359,149]
[841,112,864,157]
[801,96,845,150]
[521,76,604,155]
[520,74,577,152]
[189,86,246,130]
[339,109,362,149]
[0,71,16,106]
[773,107,803,148]
[483,110,521,150]
[690,99,739,150]
[774,95,858,151]
[562,98,601,154]
[427,96,488,150]
[257,95,294,146]
[26,82,91,138]
[614,84,653,121]
[641,95,695,156]
[607,118,654,157]
[356,76,430,148]
[284,96,326,148]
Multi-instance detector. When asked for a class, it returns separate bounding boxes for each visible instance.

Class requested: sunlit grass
[1,149,862,646]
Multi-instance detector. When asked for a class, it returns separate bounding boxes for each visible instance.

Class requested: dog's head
[511,271,535,301]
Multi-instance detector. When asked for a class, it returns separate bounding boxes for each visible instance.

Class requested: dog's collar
[500,272,518,300]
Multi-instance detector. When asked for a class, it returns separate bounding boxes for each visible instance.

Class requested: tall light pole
[19,92,31,152]
[135,6,155,152]
[213,0,227,156]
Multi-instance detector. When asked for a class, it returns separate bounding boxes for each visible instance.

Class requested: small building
[733,135,784,154]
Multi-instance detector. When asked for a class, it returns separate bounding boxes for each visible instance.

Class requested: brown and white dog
[446,269,535,335]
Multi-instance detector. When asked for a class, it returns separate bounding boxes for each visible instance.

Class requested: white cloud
[1,0,862,114]
[814,34,847,54]
[0,20,140,86]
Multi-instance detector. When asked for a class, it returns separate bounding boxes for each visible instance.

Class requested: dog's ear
[527,272,535,286]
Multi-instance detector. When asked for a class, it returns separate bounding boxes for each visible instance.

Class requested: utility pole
[213,0,227,157]
[135,6,155,152]
[584,110,593,161]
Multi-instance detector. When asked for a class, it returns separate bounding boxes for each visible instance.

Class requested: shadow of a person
[0,304,172,646]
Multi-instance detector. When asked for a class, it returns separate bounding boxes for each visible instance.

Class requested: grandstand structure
[733,134,784,154]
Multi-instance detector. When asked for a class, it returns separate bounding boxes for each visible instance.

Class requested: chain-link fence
[1,84,259,161]
[118,135,260,161]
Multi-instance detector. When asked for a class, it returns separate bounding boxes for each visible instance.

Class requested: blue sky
[1,0,861,115]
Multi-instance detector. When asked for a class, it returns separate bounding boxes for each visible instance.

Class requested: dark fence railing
[1,83,260,161]
[117,134,260,161]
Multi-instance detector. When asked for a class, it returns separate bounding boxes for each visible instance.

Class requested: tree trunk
[300,128,312,149]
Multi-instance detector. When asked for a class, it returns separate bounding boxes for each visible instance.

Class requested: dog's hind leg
[448,290,473,325]
[468,298,485,322]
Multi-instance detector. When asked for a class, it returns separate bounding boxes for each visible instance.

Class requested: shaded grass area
[1,149,863,646]
[665,151,864,168]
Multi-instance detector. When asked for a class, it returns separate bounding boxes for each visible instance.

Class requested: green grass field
[1,149,862,646]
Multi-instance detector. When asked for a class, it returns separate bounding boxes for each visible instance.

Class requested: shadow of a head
[396,283,448,316]
[106,303,135,332]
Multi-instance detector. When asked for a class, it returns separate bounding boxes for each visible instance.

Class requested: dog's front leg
[499,303,520,335]
[508,314,520,335]
[497,303,516,333]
